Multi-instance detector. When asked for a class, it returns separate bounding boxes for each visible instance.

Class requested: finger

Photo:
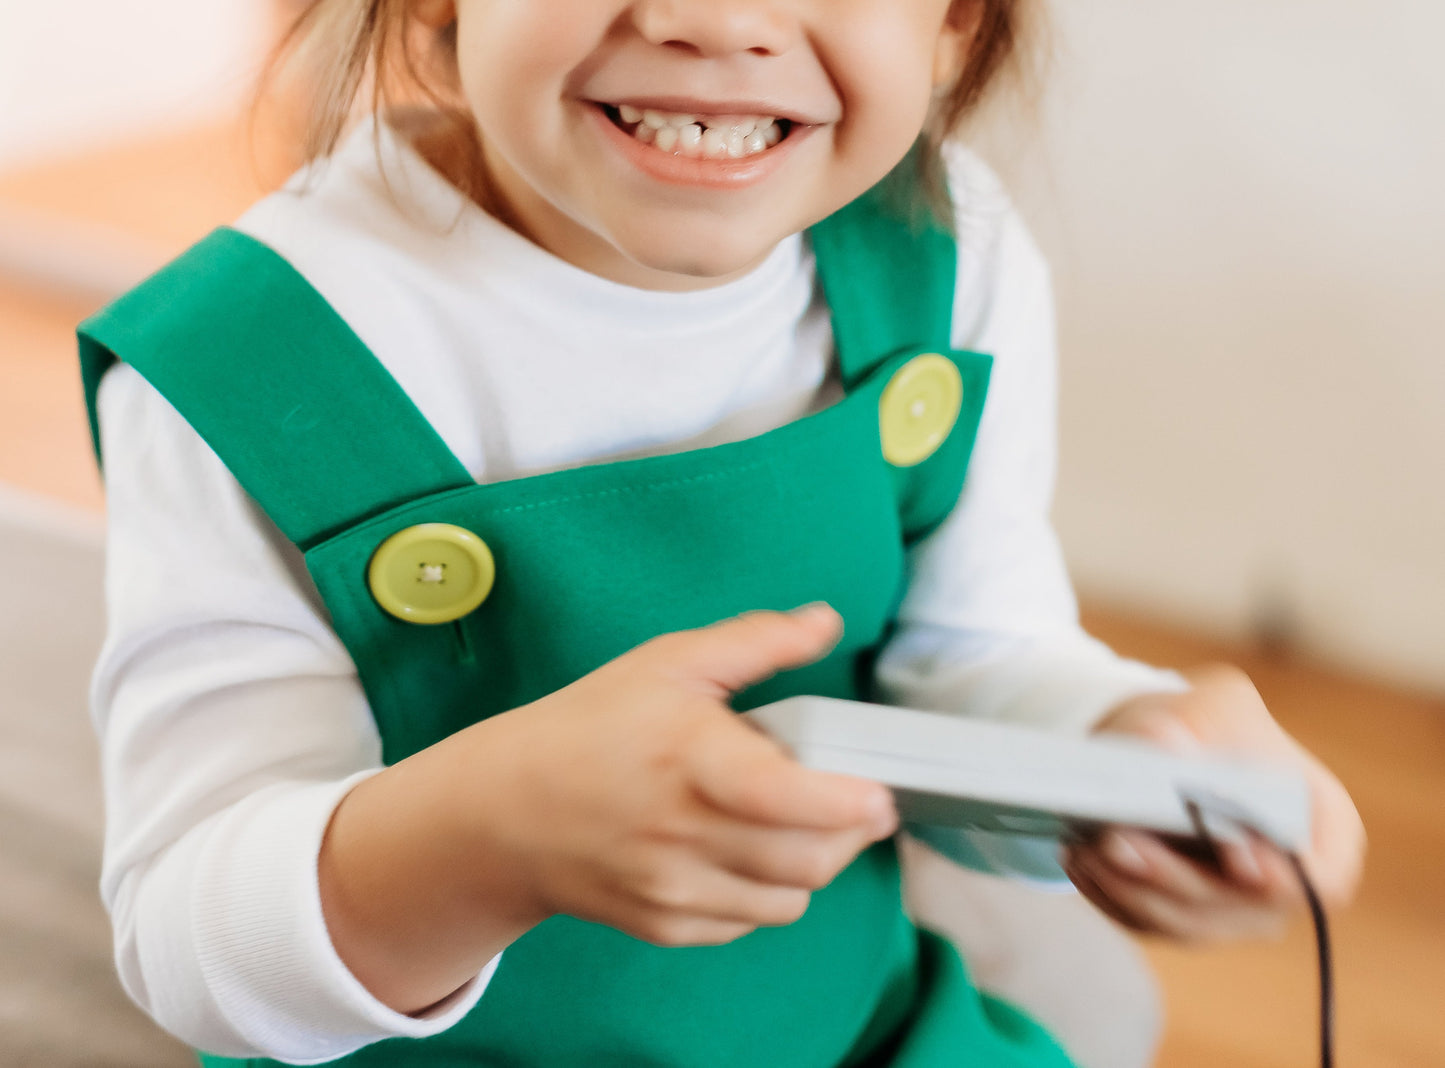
[1299,762,1367,906]
[1064,856,1157,934]
[612,906,759,949]
[547,870,762,949]
[1076,830,1296,910]
[652,605,843,697]
[1067,849,1289,942]
[617,855,815,932]
[1093,830,1232,905]
[688,714,896,833]
[1220,836,1301,902]
[692,817,881,890]
[1067,850,1219,940]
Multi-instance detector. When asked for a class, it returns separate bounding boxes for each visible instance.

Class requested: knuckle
[638,868,695,912]
[652,813,696,848]
[635,805,692,847]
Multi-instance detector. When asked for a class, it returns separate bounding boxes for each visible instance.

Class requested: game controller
[745,696,1312,851]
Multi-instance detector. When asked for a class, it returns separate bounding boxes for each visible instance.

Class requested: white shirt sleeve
[873,154,1187,881]
[92,364,495,1063]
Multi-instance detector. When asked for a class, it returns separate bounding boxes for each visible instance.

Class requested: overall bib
[80,181,1076,1068]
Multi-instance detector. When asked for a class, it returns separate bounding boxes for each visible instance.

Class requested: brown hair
[265,0,1039,220]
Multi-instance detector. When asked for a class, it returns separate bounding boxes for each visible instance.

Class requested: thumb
[654,605,843,697]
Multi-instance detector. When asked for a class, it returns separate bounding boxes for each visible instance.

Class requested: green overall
[80,181,1076,1068]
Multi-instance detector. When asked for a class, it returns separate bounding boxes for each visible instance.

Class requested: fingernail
[793,602,835,620]
[1105,831,1149,875]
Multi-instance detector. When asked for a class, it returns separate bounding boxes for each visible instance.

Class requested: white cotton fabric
[91,119,1183,1062]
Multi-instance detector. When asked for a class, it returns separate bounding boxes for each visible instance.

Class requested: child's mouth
[600,104,793,160]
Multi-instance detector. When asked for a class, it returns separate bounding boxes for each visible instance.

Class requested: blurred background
[0,0,1440,1065]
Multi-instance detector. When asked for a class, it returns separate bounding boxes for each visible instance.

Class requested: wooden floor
[2,118,1442,1067]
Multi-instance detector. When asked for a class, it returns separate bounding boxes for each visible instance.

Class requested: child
[81,1,1364,1065]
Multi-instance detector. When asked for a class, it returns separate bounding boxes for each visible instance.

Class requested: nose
[631,0,798,58]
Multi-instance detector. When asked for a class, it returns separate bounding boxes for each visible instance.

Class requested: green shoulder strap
[808,152,957,387]
[78,228,473,550]
[78,173,959,549]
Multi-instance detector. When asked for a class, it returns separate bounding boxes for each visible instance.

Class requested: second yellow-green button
[879,353,964,467]
[368,523,496,625]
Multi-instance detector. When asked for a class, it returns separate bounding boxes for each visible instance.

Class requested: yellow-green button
[368,523,496,625]
[879,353,964,467]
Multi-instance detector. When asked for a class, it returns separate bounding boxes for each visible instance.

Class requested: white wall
[987,1,1445,690]
[0,0,269,167]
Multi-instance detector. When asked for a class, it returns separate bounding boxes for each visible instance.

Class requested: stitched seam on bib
[485,458,779,518]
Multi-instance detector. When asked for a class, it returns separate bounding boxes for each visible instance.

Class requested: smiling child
[80,2,1363,1065]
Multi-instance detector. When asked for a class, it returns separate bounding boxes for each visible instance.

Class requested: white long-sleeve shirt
[91,120,1182,1063]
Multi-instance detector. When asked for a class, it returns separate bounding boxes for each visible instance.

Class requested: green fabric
[808,155,956,390]
[83,177,1073,1068]
[305,345,983,765]
[79,229,472,549]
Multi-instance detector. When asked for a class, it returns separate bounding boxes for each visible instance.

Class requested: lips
[580,90,825,191]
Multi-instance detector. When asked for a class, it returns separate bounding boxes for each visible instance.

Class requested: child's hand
[1061,665,1365,942]
[473,604,898,948]
[323,604,895,1013]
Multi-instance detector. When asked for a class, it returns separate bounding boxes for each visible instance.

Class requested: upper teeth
[615,104,783,159]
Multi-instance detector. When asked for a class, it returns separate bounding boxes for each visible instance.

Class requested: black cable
[1289,851,1335,1068]
[1182,800,1334,1068]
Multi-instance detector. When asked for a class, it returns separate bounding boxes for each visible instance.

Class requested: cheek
[825,24,939,156]
[452,7,595,126]
[828,63,935,196]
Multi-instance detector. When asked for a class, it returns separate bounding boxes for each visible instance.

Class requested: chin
[619,229,783,286]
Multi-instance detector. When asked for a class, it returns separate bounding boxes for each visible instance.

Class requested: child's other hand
[472,604,898,948]
[1062,665,1365,942]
